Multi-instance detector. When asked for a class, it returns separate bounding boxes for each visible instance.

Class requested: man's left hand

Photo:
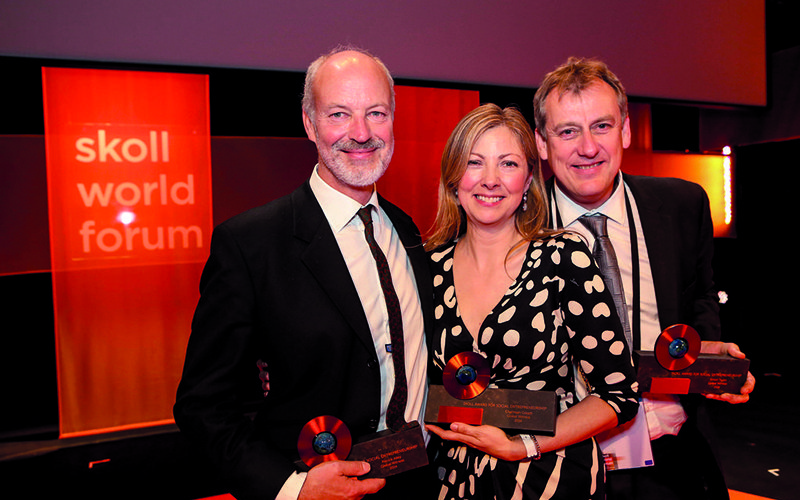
[700,341,755,404]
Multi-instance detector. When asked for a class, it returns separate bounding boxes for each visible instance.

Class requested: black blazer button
[368,418,378,431]
[367,358,378,369]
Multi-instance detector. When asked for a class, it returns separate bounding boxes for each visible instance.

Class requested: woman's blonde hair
[425,103,556,251]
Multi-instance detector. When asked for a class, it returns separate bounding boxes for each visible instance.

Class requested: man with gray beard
[175,47,434,500]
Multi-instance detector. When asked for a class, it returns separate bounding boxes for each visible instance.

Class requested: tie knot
[357,206,373,226]
[579,214,609,238]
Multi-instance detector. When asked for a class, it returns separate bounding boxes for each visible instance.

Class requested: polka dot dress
[429,233,639,500]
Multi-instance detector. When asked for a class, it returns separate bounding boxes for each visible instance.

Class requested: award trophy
[634,324,750,394]
[296,415,428,478]
[425,352,557,435]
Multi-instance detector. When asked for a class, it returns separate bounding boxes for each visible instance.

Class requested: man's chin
[350,171,387,187]
[345,161,389,184]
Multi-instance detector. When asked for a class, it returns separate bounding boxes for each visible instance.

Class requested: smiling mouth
[475,194,504,203]
[343,148,378,157]
[572,160,604,170]
[336,138,384,155]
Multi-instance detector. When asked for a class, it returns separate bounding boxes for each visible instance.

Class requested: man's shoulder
[624,173,713,237]
[218,182,314,234]
[378,194,423,240]
[378,195,413,223]
[624,173,705,195]
[624,173,709,206]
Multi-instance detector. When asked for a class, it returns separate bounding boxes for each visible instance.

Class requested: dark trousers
[605,423,729,500]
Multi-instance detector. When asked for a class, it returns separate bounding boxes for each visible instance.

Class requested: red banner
[42,67,212,436]
[380,86,480,237]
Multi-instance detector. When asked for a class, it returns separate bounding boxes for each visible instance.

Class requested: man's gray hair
[302,45,395,121]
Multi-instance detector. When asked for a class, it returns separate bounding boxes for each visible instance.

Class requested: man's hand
[298,460,386,500]
[700,341,756,404]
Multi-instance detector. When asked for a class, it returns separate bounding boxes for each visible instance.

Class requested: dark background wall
[0,0,768,106]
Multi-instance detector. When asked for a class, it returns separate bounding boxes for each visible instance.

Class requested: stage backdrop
[42,67,213,437]
[30,67,729,438]
[381,85,481,237]
[40,68,478,437]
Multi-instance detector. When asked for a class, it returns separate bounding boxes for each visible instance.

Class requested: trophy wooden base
[635,351,750,394]
[424,385,557,435]
[295,421,428,478]
[349,422,429,478]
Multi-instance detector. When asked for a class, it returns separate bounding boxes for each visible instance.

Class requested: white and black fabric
[428,234,639,500]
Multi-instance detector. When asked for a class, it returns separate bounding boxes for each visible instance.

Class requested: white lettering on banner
[70,128,204,257]
[77,175,195,207]
[79,220,203,252]
[75,130,170,163]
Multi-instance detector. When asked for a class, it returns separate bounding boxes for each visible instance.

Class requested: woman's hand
[426,396,619,461]
[426,422,528,461]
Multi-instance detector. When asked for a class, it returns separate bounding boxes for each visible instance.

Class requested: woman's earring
[522,191,528,212]
[454,189,460,205]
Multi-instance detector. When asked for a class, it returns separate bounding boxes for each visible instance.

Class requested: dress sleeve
[557,234,640,425]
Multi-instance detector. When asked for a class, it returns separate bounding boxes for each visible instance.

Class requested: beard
[318,136,394,187]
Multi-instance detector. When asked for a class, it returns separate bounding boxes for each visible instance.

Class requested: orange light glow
[723,147,733,225]
[624,150,734,237]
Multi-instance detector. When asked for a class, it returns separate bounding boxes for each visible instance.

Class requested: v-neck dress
[428,233,639,500]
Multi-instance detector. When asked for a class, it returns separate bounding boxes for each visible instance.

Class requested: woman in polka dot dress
[424,104,639,500]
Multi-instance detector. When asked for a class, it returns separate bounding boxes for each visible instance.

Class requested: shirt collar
[553,171,627,227]
[309,165,381,232]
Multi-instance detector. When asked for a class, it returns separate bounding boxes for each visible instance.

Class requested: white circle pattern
[429,234,639,499]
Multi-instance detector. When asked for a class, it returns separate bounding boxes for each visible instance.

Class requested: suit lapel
[290,182,376,352]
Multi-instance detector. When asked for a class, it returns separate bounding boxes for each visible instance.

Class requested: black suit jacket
[546,173,721,343]
[174,181,434,499]
[547,174,728,496]
[622,174,720,341]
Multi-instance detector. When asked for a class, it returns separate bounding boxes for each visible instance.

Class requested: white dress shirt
[551,173,686,466]
[278,166,428,499]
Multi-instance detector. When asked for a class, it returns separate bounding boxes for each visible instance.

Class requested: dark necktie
[579,214,633,348]
[356,206,408,431]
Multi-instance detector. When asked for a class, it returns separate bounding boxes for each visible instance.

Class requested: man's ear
[534,129,549,161]
[302,110,317,144]
[621,115,632,150]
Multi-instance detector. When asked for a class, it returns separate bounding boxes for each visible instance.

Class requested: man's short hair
[533,57,628,138]
[302,45,395,121]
